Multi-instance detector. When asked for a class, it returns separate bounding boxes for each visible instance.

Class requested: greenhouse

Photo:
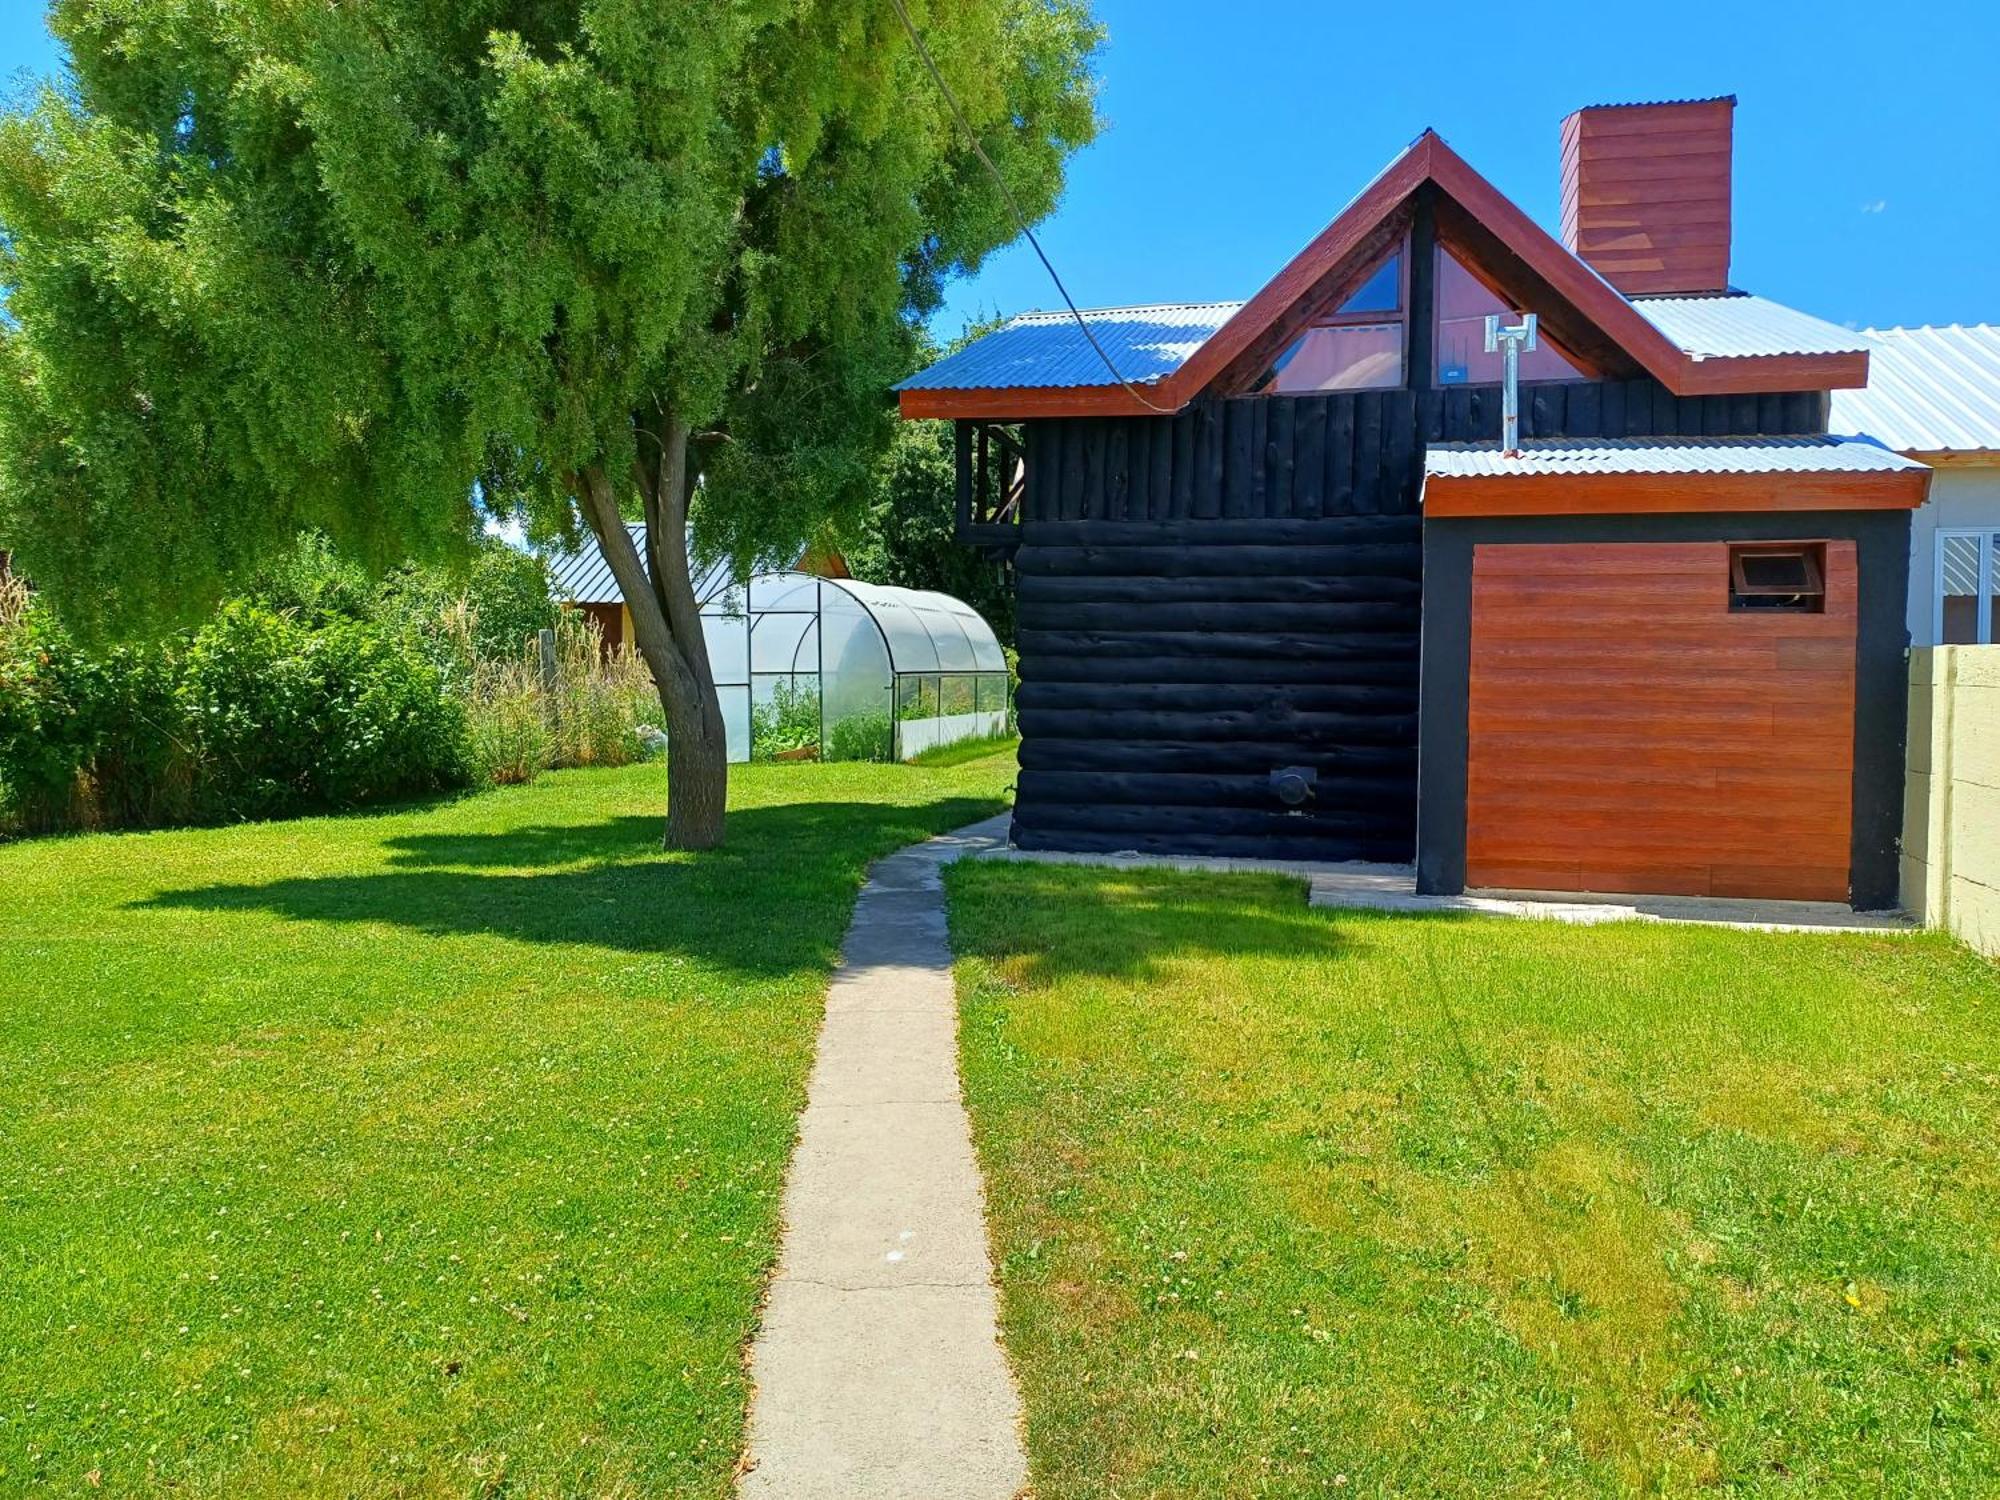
[544,526,1011,764]
[704,573,1010,763]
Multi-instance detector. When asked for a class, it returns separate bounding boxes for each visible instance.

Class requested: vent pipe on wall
[1560,97,1735,296]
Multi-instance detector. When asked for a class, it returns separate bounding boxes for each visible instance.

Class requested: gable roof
[902,292,1867,399]
[1830,324,2000,457]
[900,130,1870,419]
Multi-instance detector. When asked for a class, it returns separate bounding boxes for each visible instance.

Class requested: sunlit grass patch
[948,863,2000,1497]
[0,754,1014,1496]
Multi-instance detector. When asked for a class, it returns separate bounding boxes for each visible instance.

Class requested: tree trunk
[574,413,729,850]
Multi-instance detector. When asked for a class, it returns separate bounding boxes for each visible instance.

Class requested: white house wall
[1909,465,2000,645]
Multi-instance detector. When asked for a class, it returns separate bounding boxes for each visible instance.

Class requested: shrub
[455,612,664,789]
[177,603,469,817]
[253,532,375,626]
[374,538,559,675]
[0,600,198,833]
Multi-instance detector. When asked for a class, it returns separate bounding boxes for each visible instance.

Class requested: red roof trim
[1423,466,1929,518]
[902,130,1869,421]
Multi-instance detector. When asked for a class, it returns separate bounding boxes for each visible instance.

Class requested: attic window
[1256,245,1405,393]
[1728,544,1825,612]
[1433,247,1581,385]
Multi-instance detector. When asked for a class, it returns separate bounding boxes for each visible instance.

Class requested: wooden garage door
[1466,540,1857,901]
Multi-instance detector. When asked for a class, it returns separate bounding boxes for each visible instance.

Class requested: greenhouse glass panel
[644,569,1004,763]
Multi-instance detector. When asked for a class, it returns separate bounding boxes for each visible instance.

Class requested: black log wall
[1005,382,1831,861]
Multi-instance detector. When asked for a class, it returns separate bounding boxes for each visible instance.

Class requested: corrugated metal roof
[544,523,740,607]
[1632,293,1870,360]
[1424,435,1928,479]
[1572,95,1737,111]
[1830,324,2000,455]
[895,302,1240,392]
[900,291,1865,394]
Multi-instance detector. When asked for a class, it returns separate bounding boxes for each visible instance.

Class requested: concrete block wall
[1903,646,2000,954]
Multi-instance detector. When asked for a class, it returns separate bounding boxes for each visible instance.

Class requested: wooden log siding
[1013,496,1424,861]
[1005,382,1832,862]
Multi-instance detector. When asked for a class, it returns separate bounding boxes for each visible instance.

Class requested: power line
[887,0,1177,415]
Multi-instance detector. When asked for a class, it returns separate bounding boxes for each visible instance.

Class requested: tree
[0,0,1100,847]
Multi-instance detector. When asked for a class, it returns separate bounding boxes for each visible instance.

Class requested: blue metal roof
[545,523,740,607]
[1424,435,1927,479]
[1831,324,2000,455]
[896,302,1240,392]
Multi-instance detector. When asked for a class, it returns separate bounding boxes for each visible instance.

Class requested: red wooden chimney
[1560,97,1735,296]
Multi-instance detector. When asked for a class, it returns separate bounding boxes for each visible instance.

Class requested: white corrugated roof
[1631,293,1870,360]
[1424,435,1928,479]
[896,302,1240,391]
[1830,324,2000,455]
[544,523,740,607]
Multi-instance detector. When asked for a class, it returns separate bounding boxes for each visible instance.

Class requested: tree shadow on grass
[946,861,1433,985]
[135,797,1006,978]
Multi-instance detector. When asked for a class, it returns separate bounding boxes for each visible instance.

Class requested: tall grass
[459,609,664,787]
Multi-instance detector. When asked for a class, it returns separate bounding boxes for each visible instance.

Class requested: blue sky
[6,1,1995,339]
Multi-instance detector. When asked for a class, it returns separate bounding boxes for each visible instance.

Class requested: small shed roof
[1830,324,2000,456]
[1422,436,1930,517]
[897,303,1238,393]
[1631,294,1869,360]
[1424,435,1928,479]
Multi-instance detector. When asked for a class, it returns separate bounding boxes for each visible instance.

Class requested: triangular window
[1258,247,1405,393]
[1433,246,1580,385]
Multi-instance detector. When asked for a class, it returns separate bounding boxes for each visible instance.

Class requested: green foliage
[177,602,468,816]
[845,416,1017,644]
[0,592,465,833]
[462,662,552,788]
[461,611,665,788]
[825,708,894,763]
[377,540,561,668]
[0,604,195,832]
[251,532,376,627]
[0,0,1101,642]
[751,678,823,761]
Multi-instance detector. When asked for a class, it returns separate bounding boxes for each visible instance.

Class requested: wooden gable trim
[898,383,1169,419]
[1422,465,1931,518]
[901,130,1869,421]
[1207,203,1415,396]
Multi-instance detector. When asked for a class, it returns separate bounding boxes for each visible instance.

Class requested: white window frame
[1935,528,1997,645]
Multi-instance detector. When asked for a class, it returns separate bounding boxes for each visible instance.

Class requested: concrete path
[740,814,1023,1500]
[980,845,1910,934]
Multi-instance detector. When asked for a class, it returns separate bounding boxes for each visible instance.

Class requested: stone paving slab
[977,840,1910,934]
[739,814,1023,1500]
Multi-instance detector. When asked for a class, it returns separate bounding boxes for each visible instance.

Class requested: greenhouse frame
[704,573,1010,763]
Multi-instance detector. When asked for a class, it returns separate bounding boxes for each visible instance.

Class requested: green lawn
[0,754,1014,1497]
[948,864,2000,1498]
